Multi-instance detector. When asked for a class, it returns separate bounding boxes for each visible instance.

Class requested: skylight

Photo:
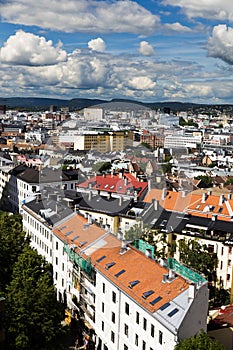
[142,290,154,299]
[71,235,79,241]
[129,280,140,288]
[115,269,126,277]
[65,231,73,236]
[150,296,162,306]
[160,302,171,311]
[96,255,106,263]
[60,225,67,230]
[105,262,116,269]
[168,308,179,317]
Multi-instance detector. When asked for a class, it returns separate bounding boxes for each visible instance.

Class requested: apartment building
[143,189,233,294]
[8,165,79,213]
[74,131,133,152]
[22,197,208,350]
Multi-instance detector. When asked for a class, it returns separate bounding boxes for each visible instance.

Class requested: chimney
[188,283,196,301]
[168,269,175,281]
[181,191,186,198]
[148,179,151,191]
[88,190,92,201]
[219,194,224,206]
[88,215,92,225]
[201,192,207,203]
[153,199,158,211]
[212,214,217,221]
[162,188,167,200]
[207,190,212,196]
[162,274,169,283]
[119,196,123,206]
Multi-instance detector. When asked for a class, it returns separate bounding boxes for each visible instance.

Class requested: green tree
[175,330,224,350]
[195,175,213,187]
[124,224,143,241]
[178,238,217,284]
[92,161,112,173]
[5,246,67,350]
[0,212,29,293]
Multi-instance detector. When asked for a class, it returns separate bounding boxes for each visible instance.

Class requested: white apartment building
[22,200,209,350]
[8,165,79,213]
[84,108,104,121]
[164,134,202,149]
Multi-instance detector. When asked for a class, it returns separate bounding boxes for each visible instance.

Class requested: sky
[1,0,233,104]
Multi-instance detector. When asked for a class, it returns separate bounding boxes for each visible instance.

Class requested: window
[55,257,58,265]
[151,324,154,338]
[124,345,128,350]
[143,318,147,331]
[135,334,138,346]
[227,274,230,281]
[112,291,116,303]
[62,263,64,271]
[125,302,129,315]
[159,331,163,345]
[62,278,64,287]
[102,321,104,331]
[222,247,224,255]
[220,261,223,270]
[124,324,129,337]
[136,311,139,324]
[142,340,146,350]
[112,312,115,323]
[229,247,232,254]
[56,241,58,250]
[103,283,105,294]
[102,302,105,313]
[111,331,115,343]
[228,259,231,267]
[55,272,58,280]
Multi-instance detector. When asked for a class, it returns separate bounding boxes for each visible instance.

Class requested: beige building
[74,131,133,152]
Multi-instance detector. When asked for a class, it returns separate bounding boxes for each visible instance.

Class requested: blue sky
[0,0,233,103]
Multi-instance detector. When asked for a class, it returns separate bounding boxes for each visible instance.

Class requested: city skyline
[0,0,233,103]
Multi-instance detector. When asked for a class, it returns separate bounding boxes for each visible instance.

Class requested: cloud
[138,41,154,56]
[88,38,106,52]
[128,76,156,90]
[0,30,67,66]
[162,0,233,21]
[164,22,192,32]
[207,25,233,65]
[1,0,160,35]
[1,30,233,103]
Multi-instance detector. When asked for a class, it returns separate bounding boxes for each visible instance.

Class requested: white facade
[164,135,202,149]
[84,108,104,121]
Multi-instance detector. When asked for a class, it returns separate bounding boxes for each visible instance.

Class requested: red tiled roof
[77,173,147,197]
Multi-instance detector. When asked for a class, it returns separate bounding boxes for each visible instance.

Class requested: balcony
[181,229,229,243]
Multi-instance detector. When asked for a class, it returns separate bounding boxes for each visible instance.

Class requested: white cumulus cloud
[88,38,106,52]
[0,30,67,66]
[128,76,156,90]
[1,0,160,35]
[164,22,191,32]
[162,0,233,21]
[138,41,154,56]
[207,25,233,65]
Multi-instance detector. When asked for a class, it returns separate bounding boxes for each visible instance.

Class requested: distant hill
[0,97,232,112]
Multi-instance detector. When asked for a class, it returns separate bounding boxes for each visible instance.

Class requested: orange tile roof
[91,245,189,313]
[53,213,190,314]
[53,214,107,249]
[144,189,233,222]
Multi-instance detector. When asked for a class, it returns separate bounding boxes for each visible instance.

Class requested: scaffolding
[167,257,207,284]
[64,244,93,277]
[133,239,155,259]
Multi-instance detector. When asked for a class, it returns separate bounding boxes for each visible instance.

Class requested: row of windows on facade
[105,326,162,349]
[101,300,158,335]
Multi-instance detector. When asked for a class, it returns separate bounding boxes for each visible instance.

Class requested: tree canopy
[178,238,217,283]
[175,330,224,350]
[6,246,66,350]
[0,212,28,293]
